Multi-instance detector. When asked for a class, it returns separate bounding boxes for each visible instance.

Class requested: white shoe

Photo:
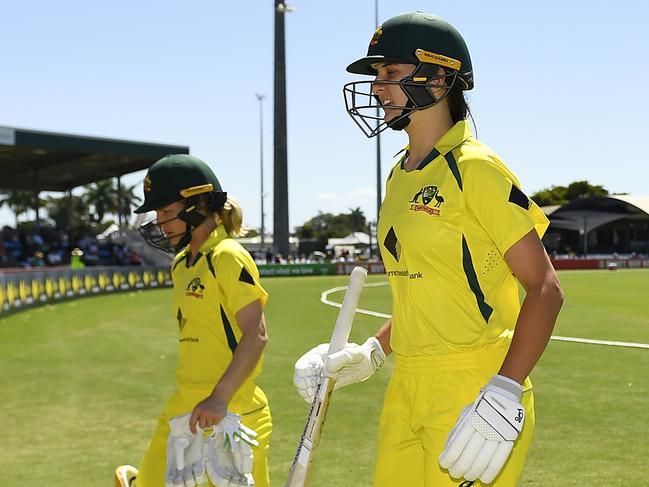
[114,464,138,487]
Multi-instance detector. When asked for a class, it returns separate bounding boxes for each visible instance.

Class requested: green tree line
[295,207,367,240]
[0,180,141,236]
[530,180,612,206]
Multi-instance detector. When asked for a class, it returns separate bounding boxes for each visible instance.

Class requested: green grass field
[1,269,648,486]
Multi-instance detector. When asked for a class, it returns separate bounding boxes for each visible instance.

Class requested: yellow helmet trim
[415,49,461,70]
[179,183,214,198]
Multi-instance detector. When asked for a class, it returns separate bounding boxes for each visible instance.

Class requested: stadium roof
[541,204,561,216]
[0,125,189,192]
[549,195,649,231]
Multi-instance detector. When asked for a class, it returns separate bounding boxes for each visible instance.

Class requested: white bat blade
[285,266,368,487]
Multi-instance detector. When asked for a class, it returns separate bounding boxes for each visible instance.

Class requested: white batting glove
[439,375,525,484]
[165,413,207,487]
[293,337,386,403]
[205,413,259,487]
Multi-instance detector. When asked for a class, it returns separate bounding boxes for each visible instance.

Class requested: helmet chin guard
[343,66,456,138]
[137,217,190,254]
[138,190,227,254]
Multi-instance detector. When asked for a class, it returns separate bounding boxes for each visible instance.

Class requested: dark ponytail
[447,82,477,136]
[447,84,469,123]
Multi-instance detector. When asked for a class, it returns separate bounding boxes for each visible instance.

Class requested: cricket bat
[284,266,368,487]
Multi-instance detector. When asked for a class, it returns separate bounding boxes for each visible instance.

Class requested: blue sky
[1,0,648,232]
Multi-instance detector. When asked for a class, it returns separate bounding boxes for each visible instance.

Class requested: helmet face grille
[138,218,188,254]
[343,67,457,138]
[344,80,411,138]
[137,192,226,254]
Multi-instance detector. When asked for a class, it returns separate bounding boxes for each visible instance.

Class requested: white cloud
[317,186,375,205]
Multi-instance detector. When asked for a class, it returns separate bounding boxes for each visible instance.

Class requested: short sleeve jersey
[378,120,549,356]
[171,224,268,390]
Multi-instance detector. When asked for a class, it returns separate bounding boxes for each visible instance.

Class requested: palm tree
[117,182,142,219]
[82,180,119,224]
[0,190,41,226]
[348,207,367,232]
[44,193,93,237]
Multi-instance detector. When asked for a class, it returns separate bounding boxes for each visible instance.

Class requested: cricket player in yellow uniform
[294,12,564,486]
[115,154,271,487]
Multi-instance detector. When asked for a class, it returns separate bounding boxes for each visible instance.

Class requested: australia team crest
[409,185,444,216]
[185,277,205,298]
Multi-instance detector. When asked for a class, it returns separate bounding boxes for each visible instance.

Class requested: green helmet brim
[134,198,173,214]
[346,55,407,75]
[133,202,152,214]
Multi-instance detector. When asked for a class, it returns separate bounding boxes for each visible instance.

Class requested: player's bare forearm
[498,282,563,383]
[211,299,268,403]
[500,230,564,384]
[189,302,266,433]
[375,318,393,355]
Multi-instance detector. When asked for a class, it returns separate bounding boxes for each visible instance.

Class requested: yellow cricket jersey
[170,224,268,396]
[378,120,549,356]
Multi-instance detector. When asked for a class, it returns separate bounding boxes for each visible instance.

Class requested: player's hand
[165,413,207,487]
[189,395,228,434]
[293,337,386,403]
[439,375,525,484]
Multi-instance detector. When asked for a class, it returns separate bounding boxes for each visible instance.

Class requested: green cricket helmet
[343,12,473,137]
[135,154,227,253]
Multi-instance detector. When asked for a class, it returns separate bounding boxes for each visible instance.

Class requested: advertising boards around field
[336,261,385,275]
[258,263,337,277]
[0,262,389,317]
[551,258,649,270]
[257,262,386,277]
[0,266,172,318]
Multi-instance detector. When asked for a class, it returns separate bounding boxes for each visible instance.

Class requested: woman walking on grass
[294,12,563,486]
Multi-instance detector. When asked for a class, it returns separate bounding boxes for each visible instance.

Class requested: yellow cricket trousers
[137,385,272,487]
[373,342,534,487]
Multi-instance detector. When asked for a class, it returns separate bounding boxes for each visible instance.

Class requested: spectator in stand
[46,250,63,266]
[70,248,85,270]
[0,222,142,268]
[32,231,44,248]
[128,249,142,266]
[30,251,45,268]
[0,241,7,267]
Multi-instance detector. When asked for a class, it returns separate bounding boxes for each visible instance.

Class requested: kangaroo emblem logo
[187,278,204,293]
[409,185,444,215]
[185,277,205,298]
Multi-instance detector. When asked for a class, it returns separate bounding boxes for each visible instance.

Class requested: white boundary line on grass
[321,281,649,350]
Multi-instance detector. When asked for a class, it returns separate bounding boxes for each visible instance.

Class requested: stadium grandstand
[542,195,649,257]
[0,126,187,268]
